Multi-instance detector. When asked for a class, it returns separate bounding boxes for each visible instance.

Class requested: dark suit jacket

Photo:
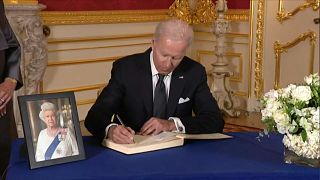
[85,48,224,141]
[0,1,22,88]
[0,0,22,175]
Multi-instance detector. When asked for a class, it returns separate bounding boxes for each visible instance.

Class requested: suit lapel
[138,50,153,117]
[167,66,186,117]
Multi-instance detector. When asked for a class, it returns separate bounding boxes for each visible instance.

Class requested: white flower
[283,133,320,159]
[291,86,312,102]
[266,100,281,112]
[304,75,313,85]
[273,110,290,134]
[261,108,272,119]
[311,107,319,124]
[264,89,279,100]
[283,84,297,94]
[300,117,312,131]
[261,73,320,159]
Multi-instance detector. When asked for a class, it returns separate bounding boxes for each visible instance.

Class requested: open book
[102,132,232,155]
[102,132,183,154]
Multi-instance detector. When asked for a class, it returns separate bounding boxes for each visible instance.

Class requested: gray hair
[154,18,194,46]
[39,102,57,121]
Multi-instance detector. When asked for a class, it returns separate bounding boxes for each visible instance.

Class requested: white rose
[273,111,290,134]
[273,110,289,123]
[291,86,312,102]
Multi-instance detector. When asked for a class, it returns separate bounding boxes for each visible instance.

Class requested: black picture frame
[18,91,85,169]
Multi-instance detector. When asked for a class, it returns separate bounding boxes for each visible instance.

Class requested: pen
[116,114,125,126]
[116,114,135,143]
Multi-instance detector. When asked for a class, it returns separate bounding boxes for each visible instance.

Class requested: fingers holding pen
[109,125,135,144]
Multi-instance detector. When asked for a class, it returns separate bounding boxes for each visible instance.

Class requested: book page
[135,132,178,145]
[176,133,232,140]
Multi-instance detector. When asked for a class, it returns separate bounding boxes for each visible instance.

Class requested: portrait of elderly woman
[35,102,79,162]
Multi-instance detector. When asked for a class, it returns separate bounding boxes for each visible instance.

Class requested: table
[7,132,319,179]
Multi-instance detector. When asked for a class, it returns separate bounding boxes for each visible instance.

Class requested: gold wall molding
[248,0,255,99]
[195,31,249,38]
[77,99,97,106]
[4,0,37,5]
[195,39,248,45]
[48,42,151,53]
[277,0,320,23]
[47,34,153,44]
[194,31,249,45]
[40,9,249,25]
[196,50,244,83]
[273,31,316,89]
[42,83,106,94]
[40,83,106,106]
[234,91,247,97]
[40,9,169,25]
[47,56,120,67]
[225,9,250,22]
[254,0,265,99]
[47,33,152,52]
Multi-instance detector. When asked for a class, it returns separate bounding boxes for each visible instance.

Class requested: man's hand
[0,79,16,113]
[108,125,135,144]
[139,117,176,135]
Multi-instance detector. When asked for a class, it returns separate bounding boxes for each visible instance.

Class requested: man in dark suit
[85,19,224,144]
[0,0,22,177]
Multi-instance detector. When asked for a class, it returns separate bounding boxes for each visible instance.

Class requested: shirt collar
[150,50,172,77]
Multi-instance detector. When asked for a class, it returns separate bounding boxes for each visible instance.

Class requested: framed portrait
[18,91,85,169]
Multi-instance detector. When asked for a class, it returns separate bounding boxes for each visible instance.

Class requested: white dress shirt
[150,51,185,133]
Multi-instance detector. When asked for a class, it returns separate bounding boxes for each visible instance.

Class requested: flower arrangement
[260,73,320,160]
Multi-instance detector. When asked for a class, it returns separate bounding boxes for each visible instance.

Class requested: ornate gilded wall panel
[168,0,215,24]
[273,31,316,89]
[277,0,319,23]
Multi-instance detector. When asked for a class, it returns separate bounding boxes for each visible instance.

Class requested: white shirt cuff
[169,117,185,133]
[105,123,118,138]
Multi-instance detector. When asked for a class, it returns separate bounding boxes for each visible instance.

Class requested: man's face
[152,38,188,75]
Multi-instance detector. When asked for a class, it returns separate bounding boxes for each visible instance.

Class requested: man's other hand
[139,117,176,135]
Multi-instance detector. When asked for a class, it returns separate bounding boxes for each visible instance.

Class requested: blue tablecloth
[7,132,319,179]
